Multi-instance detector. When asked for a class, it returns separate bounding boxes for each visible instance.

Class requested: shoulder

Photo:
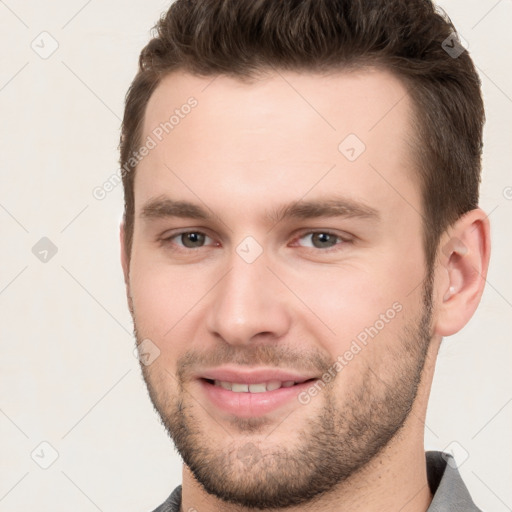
[426,451,483,512]
[149,485,182,512]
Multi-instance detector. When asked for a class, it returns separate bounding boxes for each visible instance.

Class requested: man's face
[125,69,435,508]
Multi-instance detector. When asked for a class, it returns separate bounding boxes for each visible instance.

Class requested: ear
[120,221,135,316]
[434,208,491,337]
[120,221,130,286]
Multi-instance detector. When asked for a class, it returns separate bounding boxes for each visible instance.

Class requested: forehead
[142,67,414,153]
[135,68,420,224]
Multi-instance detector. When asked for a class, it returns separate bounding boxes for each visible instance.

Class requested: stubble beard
[135,279,434,510]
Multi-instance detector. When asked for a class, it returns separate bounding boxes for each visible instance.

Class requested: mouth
[201,378,316,393]
[196,369,320,418]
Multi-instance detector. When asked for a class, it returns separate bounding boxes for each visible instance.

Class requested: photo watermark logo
[92,96,198,200]
[298,301,403,405]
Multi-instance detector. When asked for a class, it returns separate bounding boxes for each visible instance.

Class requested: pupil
[313,233,334,248]
[183,232,205,247]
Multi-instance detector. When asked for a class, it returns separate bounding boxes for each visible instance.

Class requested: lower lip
[198,379,317,418]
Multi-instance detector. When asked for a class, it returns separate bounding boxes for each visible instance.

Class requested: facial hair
[135,278,434,510]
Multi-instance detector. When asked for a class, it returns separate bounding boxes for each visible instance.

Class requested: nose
[205,251,292,346]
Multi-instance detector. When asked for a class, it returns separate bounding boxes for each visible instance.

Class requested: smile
[198,372,319,418]
[208,379,304,393]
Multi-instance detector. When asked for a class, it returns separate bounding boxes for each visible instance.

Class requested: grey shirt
[151,451,482,511]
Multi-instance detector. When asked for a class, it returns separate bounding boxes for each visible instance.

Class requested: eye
[165,231,215,249]
[295,231,347,250]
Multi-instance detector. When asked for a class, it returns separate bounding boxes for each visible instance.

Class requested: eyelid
[293,229,353,242]
[286,229,353,253]
[159,228,218,248]
[158,228,354,252]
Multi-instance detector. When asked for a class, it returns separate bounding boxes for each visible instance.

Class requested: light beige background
[0,1,511,510]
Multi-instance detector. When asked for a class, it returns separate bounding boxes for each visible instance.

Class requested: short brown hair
[120,0,484,267]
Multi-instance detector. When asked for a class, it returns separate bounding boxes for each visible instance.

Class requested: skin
[121,68,490,512]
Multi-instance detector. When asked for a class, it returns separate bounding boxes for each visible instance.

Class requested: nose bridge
[206,248,290,345]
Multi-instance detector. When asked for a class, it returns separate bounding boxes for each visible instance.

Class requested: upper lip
[197,366,318,384]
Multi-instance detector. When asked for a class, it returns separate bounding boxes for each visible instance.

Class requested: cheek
[129,258,205,343]
[130,267,206,379]
[286,256,423,355]
[287,266,390,329]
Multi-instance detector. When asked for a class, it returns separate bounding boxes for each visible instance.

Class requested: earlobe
[434,209,491,337]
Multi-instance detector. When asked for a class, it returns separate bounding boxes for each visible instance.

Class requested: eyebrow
[140,195,380,224]
[268,197,379,224]
[141,196,210,220]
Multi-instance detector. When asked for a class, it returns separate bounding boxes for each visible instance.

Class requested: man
[119,0,490,510]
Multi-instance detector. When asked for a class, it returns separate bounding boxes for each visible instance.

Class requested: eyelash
[291,230,352,252]
[160,230,352,253]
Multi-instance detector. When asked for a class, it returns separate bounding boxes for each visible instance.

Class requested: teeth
[248,383,267,393]
[266,380,282,391]
[231,383,249,392]
[212,380,299,392]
